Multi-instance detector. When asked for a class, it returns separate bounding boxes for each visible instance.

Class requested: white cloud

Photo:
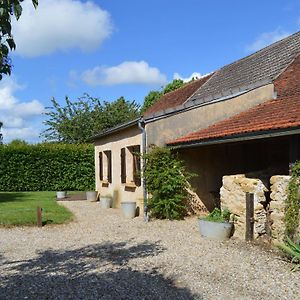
[246,28,290,52]
[0,78,45,143]
[81,61,167,86]
[13,0,113,57]
[173,72,206,82]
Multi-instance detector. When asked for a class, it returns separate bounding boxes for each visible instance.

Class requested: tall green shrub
[0,143,94,191]
[285,162,300,240]
[144,146,195,220]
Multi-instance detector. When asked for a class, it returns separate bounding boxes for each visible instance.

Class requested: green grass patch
[0,191,73,226]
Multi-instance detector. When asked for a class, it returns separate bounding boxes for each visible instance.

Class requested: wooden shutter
[133,146,141,186]
[121,148,126,183]
[99,152,103,181]
[105,151,112,183]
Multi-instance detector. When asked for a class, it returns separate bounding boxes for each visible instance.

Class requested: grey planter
[56,191,67,199]
[121,202,136,218]
[100,196,112,209]
[86,191,97,202]
[198,219,234,241]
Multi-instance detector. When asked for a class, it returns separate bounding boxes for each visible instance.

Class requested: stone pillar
[270,175,290,241]
[220,174,268,239]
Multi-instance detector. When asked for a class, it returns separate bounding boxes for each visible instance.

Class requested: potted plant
[100,194,112,208]
[198,208,235,241]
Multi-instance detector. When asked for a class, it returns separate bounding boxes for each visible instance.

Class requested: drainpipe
[138,117,148,222]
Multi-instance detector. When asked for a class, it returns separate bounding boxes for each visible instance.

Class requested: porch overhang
[168,127,300,150]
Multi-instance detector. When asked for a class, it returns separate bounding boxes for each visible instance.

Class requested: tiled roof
[168,53,300,146]
[187,31,300,105]
[143,74,212,117]
[167,93,300,146]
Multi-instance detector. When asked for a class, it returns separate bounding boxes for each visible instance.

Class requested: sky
[1,0,300,143]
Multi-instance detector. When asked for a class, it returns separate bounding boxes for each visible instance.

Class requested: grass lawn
[0,191,73,226]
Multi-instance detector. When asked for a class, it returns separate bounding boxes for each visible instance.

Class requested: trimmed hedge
[0,143,94,191]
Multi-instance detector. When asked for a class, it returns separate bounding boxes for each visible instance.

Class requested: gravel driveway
[0,200,299,300]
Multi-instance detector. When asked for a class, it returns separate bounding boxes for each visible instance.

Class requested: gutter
[138,118,148,222]
[168,127,300,150]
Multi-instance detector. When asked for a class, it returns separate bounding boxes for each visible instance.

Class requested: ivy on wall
[0,143,94,191]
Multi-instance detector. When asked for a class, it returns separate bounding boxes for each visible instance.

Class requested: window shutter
[99,152,103,181]
[106,151,112,183]
[121,148,126,183]
[133,146,141,186]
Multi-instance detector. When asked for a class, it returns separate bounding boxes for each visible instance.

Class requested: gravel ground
[0,201,300,300]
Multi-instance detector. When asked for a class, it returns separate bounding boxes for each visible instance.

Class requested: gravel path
[0,201,299,300]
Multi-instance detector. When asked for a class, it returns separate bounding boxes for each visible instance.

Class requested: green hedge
[0,143,94,191]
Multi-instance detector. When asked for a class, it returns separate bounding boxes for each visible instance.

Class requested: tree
[140,90,162,114]
[140,79,185,114]
[41,94,140,144]
[0,121,3,144]
[162,79,184,94]
[0,0,38,79]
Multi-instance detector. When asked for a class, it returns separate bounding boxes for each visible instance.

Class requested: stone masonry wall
[220,175,268,239]
[270,175,290,241]
[220,174,295,241]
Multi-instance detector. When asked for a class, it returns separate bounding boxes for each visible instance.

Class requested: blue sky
[1,0,300,143]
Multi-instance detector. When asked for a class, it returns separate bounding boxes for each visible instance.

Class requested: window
[98,150,112,184]
[120,145,141,186]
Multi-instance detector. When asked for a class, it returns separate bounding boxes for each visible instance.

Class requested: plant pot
[121,202,136,219]
[56,191,67,199]
[100,196,112,208]
[86,191,97,202]
[198,219,234,241]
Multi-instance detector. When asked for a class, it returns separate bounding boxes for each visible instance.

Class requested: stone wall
[220,175,268,239]
[220,174,294,241]
[270,175,290,241]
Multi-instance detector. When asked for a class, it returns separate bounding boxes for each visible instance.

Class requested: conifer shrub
[144,146,195,220]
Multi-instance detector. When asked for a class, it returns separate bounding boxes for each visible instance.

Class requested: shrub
[0,143,94,191]
[276,236,300,271]
[285,161,300,240]
[144,146,195,220]
[201,208,231,223]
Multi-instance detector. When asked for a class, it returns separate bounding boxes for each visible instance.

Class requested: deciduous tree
[0,0,38,79]
[41,94,140,144]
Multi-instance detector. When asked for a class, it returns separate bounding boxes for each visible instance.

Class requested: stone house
[92,32,300,238]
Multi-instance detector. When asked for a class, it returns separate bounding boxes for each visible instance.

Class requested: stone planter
[198,219,234,241]
[121,202,136,219]
[56,191,67,199]
[100,196,112,209]
[86,191,97,202]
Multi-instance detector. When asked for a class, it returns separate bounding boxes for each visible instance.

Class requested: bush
[285,161,300,240]
[144,146,195,220]
[0,143,94,191]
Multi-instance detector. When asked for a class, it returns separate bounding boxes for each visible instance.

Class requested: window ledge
[124,182,137,188]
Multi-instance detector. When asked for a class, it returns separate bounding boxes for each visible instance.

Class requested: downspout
[138,117,148,222]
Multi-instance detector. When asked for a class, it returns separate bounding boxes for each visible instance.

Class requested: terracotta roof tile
[143,74,212,117]
[168,52,300,146]
[167,93,300,146]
